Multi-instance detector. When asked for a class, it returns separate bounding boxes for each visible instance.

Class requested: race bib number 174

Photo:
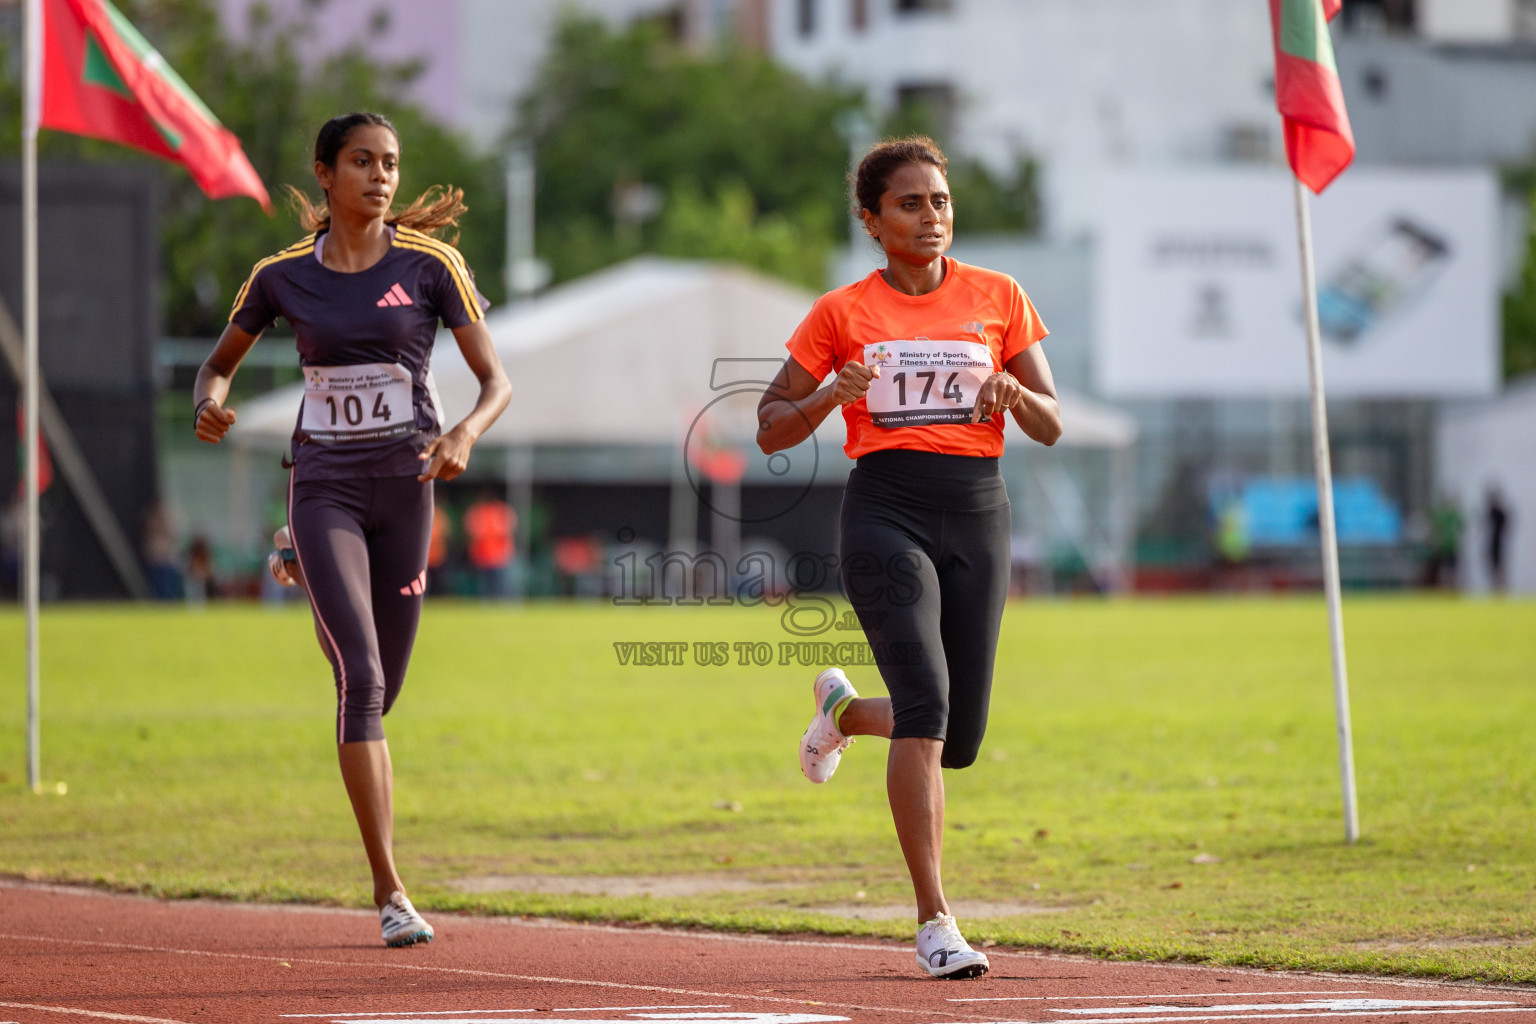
[863,339,994,428]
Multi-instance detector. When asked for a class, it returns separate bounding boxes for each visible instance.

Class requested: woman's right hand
[831,360,880,405]
[194,401,237,444]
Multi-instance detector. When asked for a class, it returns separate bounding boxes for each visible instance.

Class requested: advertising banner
[1096,168,1499,397]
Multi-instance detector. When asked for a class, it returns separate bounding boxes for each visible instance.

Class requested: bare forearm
[193,364,234,410]
[194,324,260,414]
[758,385,838,454]
[1010,389,1062,446]
[452,375,512,443]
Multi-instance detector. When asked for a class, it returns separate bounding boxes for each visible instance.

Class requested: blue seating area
[1213,477,1403,547]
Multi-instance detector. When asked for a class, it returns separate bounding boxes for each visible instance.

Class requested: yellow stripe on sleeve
[394,233,483,323]
[395,227,481,309]
[229,236,317,323]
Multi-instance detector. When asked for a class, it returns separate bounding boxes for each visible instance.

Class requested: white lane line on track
[948,994,1371,1004]
[1052,999,1519,1015]
[962,1010,1536,1024]
[280,1013,537,1019]
[561,1009,735,1014]
[445,917,1536,998]
[325,1019,844,1024]
[0,933,977,1022]
[4,881,1532,1001]
[280,1008,734,1019]
[0,1002,191,1024]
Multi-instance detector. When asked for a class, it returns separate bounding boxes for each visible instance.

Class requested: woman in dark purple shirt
[193,112,511,948]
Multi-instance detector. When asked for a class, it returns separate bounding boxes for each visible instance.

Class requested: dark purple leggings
[287,473,433,743]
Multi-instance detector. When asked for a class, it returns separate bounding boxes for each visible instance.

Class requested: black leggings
[288,474,433,744]
[839,449,1011,770]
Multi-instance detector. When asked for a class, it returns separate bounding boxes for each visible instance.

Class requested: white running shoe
[379,890,434,948]
[915,912,990,979]
[267,526,300,588]
[799,667,857,783]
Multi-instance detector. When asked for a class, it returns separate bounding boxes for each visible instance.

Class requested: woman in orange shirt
[757,136,1062,979]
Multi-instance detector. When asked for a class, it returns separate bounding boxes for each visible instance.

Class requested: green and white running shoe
[267,526,301,588]
[380,890,434,948]
[799,667,857,783]
[915,912,989,979]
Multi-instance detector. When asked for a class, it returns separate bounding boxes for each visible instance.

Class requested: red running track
[2,880,1534,1024]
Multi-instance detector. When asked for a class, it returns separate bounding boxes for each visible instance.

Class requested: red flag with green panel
[40,0,271,210]
[1269,0,1354,193]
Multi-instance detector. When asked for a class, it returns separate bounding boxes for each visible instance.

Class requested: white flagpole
[1292,175,1359,843]
[22,0,42,795]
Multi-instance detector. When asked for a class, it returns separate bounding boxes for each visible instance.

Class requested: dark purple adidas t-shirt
[229,225,488,482]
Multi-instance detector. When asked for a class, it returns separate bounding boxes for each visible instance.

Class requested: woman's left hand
[971,371,1028,423]
[417,424,477,481]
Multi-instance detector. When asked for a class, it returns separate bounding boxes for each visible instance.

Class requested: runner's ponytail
[289,111,467,242]
[283,183,466,242]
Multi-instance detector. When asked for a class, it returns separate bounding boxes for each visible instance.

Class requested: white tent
[234,255,1136,457]
[234,255,1139,589]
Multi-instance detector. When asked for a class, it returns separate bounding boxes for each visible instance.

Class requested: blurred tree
[516,16,860,290]
[881,92,1041,236]
[945,156,1041,236]
[654,179,828,286]
[0,0,504,336]
[1505,184,1536,380]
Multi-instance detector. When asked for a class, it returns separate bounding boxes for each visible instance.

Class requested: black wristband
[194,397,217,419]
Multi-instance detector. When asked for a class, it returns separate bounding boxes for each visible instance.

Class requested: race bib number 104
[301,362,418,443]
[863,339,994,428]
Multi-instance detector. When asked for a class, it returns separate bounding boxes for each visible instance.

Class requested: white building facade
[219,0,1281,238]
[765,0,1280,237]
[1419,0,1536,42]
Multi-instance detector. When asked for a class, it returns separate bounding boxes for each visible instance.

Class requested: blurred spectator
[553,535,603,597]
[1008,531,1046,596]
[1424,495,1462,589]
[464,491,514,598]
[185,536,214,606]
[142,500,182,601]
[427,501,452,595]
[1215,500,1250,564]
[1485,485,1511,593]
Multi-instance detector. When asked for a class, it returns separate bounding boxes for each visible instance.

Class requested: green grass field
[2,597,1534,981]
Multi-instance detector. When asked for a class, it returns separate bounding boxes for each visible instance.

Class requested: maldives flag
[37,0,271,210]
[1269,0,1355,193]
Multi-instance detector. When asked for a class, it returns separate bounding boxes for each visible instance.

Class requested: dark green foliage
[945,155,1041,236]
[515,16,861,290]
[1504,187,1536,381]
[0,0,503,336]
[881,92,1040,236]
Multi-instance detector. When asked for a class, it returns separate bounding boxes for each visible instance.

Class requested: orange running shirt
[786,258,1048,460]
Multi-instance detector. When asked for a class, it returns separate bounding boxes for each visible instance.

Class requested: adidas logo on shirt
[376,282,414,307]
